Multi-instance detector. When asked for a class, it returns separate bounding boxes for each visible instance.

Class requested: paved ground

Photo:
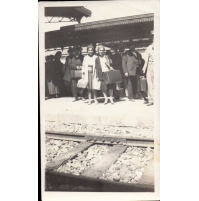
[45,97,154,127]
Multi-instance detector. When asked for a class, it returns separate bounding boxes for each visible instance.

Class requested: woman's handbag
[140,76,147,92]
[103,70,122,84]
[74,70,82,78]
[77,78,88,89]
[70,69,82,78]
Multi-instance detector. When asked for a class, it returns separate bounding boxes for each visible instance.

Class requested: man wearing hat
[63,47,73,77]
[66,47,73,65]
[122,41,143,101]
[68,45,85,101]
[142,31,154,106]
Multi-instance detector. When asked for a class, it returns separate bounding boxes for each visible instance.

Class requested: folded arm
[68,59,77,70]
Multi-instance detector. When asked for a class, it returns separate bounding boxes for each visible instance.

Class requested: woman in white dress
[82,45,98,105]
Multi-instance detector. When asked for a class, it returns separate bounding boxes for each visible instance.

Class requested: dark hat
[68,47,73,53]
[73,45,81,50]
[128,41,136,47]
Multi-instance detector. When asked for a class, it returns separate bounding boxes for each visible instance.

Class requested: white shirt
[100,56,109,72]
[132,51,137,57]
[82,55,97,80]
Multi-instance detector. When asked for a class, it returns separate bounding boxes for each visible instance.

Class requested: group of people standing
[45,52,64,98]
[45,40,154,106]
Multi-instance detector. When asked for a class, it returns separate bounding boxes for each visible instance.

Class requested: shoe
[72,98,78,102]
[110,98,114,104]
[129,99,135,102]
[81,97,86,101]
[94,100,98,105]
[88,101,92,105]
[55,94,59,98]
[143,100,149,104]
[147,102,154,106]
[104,99,108,105]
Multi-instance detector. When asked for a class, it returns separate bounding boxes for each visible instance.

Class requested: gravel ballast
[46,121,153,138]
[45,139,79,163]
[55,144,111,176]
[99,146,154,184]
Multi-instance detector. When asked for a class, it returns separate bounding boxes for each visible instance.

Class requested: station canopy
[45,13,154,49]
[45,7,91,23]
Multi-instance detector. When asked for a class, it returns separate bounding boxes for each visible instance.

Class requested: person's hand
[125,73,128,77]
[97,78,99,82]
[77,66,80,70]
[110,67,114,71]
[142,69,145,74]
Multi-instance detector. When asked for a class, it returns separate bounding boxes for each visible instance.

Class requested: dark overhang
[45,7,91,23]
[45,13,154,49]
[74,13,153,31]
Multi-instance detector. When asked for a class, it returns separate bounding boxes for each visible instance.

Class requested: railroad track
[45,131,154,192]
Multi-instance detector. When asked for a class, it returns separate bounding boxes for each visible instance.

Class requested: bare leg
[109,89,114,104]
[92,89,98,104]
[102,88,108,104]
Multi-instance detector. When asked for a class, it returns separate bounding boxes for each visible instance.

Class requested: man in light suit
[142,31,154,106]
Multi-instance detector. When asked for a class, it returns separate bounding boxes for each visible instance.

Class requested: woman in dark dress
[45,56,50,97]
[110,48,123,100]
[52,51,64,98]
[46,55,55,97]
[95,45,115,104]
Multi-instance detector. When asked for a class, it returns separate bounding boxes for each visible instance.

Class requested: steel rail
[45,131,154,148]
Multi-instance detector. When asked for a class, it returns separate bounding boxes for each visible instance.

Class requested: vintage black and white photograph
[39,1,159,197]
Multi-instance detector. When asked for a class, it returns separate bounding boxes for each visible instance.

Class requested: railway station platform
[45,97,154,128]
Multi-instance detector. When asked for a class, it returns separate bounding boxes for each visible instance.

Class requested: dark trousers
[127,75,137,99]
[123,76,128,97]
[78,88,86,98]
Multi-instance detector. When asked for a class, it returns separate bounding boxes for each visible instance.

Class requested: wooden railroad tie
[46,141,93,171]
[81,145,127,178]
